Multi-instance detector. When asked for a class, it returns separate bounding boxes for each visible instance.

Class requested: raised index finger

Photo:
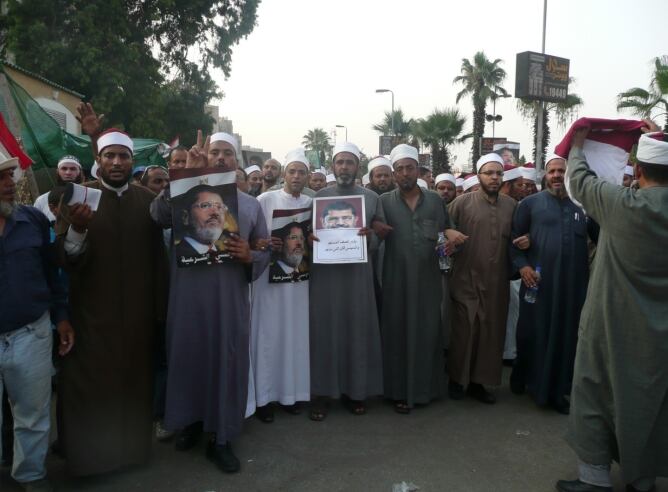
[196,129,203,148]
[203,135,210,154]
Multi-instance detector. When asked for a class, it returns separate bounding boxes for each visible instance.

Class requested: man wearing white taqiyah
[248,147,312,423]
[557,127,668,492]
[34,155,83,222]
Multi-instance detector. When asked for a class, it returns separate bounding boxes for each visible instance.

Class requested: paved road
[2,370,666,491]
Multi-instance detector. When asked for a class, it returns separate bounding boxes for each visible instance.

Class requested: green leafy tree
[302,128,332,166]
[617,56,668,131]
[2,0,258,139]
[413,108,470,175]
[517,79,583,163]
[453,51,508,167]
[372,108,418,143]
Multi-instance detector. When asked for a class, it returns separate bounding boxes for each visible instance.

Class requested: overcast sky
[212,0,667,170]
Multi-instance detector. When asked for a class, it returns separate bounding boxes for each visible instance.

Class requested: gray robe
[309,184,384,400]
[566,146,668,482]
[379,188,449,406]
[151,189,269,444]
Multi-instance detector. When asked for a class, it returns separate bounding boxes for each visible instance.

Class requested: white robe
[503,279,521,359]
[247,189,312,412]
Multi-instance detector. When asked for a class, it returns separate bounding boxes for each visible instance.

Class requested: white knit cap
[332,142,360,161]
[455,177,464,188]
[390,144,419,166]
[0,150,18,173]
[417,178,428,189]
[97,131,133,155]
[502,167,522,182]
[545,153,566,168]
[636,132,668,165]
[210,132,239,154]
[325,174,336,183]
[624,165,634,176]
[476,153,503,171]
[520,167,537,183]
[435,173,456,186]
[245,164,261,175]
[91,162,100,179]
[57,155,81,169]
[463,175,479,191]
[362,173,370,186]
[368,156,392,172]
[284,147,309,169]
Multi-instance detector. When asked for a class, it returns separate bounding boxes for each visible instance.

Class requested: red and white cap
[97,128,133,155]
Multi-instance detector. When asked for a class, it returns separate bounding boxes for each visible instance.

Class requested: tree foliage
[413,108,469,175]
[453,51,508,166]
[302,128,332,166]
[617,56,668,131]
[2,0,259,141]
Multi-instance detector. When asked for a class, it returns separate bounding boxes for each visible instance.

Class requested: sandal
[342,395,367,416]
[309,398,328,422]
[281,403,301,415]
[394,400,410,414]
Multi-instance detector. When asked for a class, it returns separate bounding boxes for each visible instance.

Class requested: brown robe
[447,189,516,386]
[56,182,167,476]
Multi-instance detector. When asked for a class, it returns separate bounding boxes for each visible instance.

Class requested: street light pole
[335,124,347,141]
[535,0,548,173]
[375,89,395,136]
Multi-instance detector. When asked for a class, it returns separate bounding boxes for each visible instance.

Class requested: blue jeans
[0,311,53,483]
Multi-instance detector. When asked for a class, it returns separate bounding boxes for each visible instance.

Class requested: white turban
[520,167,537,183]
[91,162,100,179]
[284,147,309,169]
[545,153,566,168]
[390,144,419,166]
[0,150,18,173]
[477,153,503,171]
[636,132,668,165]
[210,132,239,154]
[362,173,370,186]
[368,156,392,172]
[435,173,456,186]
[57,155,81,169]
[332,142,360,161]
[624,165,634,176]
[417,178,428,189]
[502,167,522,182]
[312,168,326,177]
[463,175,479,191]
[97,131,133,155]
[455,177,464,188]
[326,174,336,183]
[245,164,261,176]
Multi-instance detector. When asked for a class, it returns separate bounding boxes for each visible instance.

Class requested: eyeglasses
[479,171,504,177]
[192,201,226,211]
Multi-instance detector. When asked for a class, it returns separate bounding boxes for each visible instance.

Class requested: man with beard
[378,145,465,413]
[261,158,281,194]
[309,141,384,420]
[175,186,230,259]
[249,148,312,424]
[151,131,269,473]
[520,165,539,196]
[309,168,327,193]
[367,156,394,195]
[509,155,591,415]
[500,165,525,201]
[55,128,167,476]
[435,173,457,204]
[34,155,84,222]
[557,127,668,492]
[140,165,169,195]
[0,151,73,491]
[448,153,516,404]
[245,165,263,196]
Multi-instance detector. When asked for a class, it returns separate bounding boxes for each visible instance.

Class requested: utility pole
[535,0,548,173]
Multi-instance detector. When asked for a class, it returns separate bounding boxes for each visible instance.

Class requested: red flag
[0,113,33,169]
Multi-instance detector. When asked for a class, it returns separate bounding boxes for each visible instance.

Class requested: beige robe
[447,189,516,386]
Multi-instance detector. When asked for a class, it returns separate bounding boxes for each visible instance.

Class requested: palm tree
[617,56,668,131]
[413,108,470,175]
[517,78,583,163]
[302,128,332,166]
[371,108,419,147]
[453,51,508,166]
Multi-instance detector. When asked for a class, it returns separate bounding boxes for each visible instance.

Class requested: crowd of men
[0,104,666,492]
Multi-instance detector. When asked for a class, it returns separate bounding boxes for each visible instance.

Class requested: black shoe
[175,421,203,451]
[448,381,465,400]
[206,439,240,473]
[556,479,612,491]
[255,404,274,423]
[467,383,496,404]
[281,403,301,415]
[551,398,570,415]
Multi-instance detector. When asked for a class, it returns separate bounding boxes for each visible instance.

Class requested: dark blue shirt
[0,205,68,334]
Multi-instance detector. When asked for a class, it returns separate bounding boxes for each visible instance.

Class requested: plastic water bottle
[524,266,541,303]
[437,232,451,272]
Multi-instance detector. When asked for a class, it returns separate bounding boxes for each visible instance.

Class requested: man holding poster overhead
[150,131,269,473]
[308,141,385,420]
[248,148,312,423]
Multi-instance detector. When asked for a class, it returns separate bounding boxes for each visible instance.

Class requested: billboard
[515,51,570,102]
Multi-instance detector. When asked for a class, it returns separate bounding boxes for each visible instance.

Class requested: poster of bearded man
[169,167,239,267]
[268,207,311,283]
